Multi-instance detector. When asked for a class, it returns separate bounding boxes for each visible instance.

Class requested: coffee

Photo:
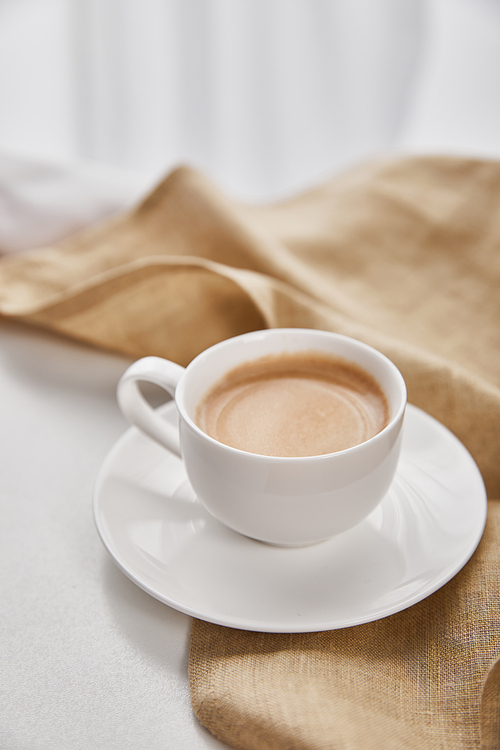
[195,351,389,457]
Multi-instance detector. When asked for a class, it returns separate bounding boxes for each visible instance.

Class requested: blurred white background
[1,8,500,747]
[1,0,500,203]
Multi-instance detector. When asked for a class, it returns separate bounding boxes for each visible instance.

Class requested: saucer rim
[93,403,487,633]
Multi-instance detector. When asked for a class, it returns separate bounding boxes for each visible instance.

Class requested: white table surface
[0,319,229,750]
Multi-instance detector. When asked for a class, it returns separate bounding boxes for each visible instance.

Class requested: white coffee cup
[117,329,406,546]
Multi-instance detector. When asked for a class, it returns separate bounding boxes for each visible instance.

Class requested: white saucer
[93,403,487,633]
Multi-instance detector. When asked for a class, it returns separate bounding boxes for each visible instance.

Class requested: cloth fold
[0,155,499,749]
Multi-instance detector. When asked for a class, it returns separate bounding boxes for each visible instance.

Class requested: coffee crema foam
[195,351,390,457]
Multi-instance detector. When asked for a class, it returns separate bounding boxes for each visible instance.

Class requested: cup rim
[175,328,407,462]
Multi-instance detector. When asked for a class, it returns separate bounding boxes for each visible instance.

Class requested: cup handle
[117,356,185,458]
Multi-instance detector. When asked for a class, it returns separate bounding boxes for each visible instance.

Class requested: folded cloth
[0,155,498,749]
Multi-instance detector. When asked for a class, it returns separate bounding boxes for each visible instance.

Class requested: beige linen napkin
[0,155,499,749]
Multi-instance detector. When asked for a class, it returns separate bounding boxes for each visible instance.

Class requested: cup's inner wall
[180,331,404,439]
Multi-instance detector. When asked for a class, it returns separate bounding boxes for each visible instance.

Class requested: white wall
[0,0,76,161]
[1,0,500,200]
